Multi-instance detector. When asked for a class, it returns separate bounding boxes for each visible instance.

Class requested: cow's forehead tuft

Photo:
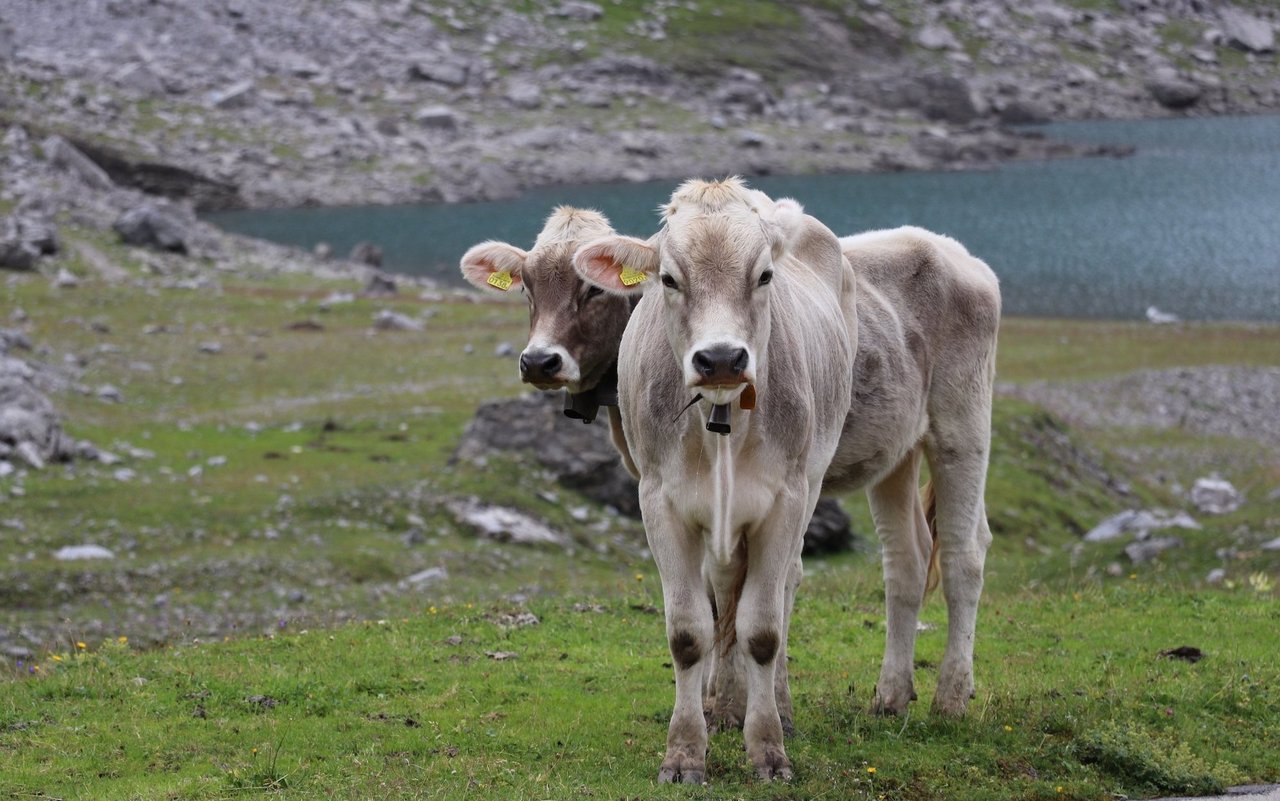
[667,176,756,214]
[524,243,578,285]
[534,206,614,250]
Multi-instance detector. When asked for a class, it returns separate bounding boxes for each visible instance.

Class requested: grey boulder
[112,204,190,254]
[1146,71,1202,109]
[42,135,113,190]
[1219,7,1275,53]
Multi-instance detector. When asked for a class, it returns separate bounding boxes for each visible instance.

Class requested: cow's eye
[585,285,604,300]
[660,273,679,290]
[758,270,773,287]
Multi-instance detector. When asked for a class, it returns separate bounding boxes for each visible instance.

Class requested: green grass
[2,229,1278,798]
[1,583,1276,800]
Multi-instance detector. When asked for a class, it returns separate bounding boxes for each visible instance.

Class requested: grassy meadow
[1,231,1278,799]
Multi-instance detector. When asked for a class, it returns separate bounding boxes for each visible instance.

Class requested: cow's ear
[460,241,527,292]
[573,235,658,296]
[766,198,806,262]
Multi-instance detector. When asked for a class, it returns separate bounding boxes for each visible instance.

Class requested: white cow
[576,179,1001,783]
[575,178,858,782]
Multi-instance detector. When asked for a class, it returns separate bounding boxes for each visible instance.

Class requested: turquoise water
[207,115,1280,321]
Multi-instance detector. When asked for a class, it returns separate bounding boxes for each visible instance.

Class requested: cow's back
[822,227,1000,494]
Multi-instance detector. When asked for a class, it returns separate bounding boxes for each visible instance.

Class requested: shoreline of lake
[206,114,1280,323]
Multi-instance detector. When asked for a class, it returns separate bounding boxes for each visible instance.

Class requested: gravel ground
[1001,366,1280,448]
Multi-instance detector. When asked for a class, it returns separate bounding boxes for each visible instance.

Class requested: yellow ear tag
[487,270,513,291]
[619,265,647,287]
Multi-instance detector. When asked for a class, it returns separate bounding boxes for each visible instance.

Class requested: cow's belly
[821,336,929,493]
[822,407,926,493]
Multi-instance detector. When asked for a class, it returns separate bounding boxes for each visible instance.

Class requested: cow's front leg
[774,555,802,735]
[737,483,809,781]
[645,490,714,785]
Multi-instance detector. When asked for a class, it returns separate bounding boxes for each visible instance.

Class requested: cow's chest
[659,448,783,535]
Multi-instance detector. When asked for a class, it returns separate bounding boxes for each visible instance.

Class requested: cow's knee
[746,629,779,666]
[670,630,705,670]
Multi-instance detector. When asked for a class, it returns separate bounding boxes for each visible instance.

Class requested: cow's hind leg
[709,554,799,736]
[868,446,931,715]
[707,556,748,733]
[924,363,994,717]
[646,493,715,784]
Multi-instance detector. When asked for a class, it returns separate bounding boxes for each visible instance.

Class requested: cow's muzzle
[520,350,564,387]
[690,345,749,387]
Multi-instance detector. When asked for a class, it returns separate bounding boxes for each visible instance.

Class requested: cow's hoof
[870,684,914,716]
[931,693,971,718]
[658,765,706,785]
[751,747,792,781]
[933,669,974,717]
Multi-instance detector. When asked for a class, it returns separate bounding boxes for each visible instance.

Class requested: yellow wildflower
[51,655,63,662]
[867,766,877,775]
[76,642,87,650]
[117,636,128,644]
[1003,725,1013,732]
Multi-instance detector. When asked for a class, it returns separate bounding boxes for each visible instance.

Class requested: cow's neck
[562,361,619,424]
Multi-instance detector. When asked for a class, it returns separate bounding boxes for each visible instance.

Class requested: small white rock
[55,544,116,561]
[1190,476,1243,515]
[373,310,424,332]
[400,566,448,589]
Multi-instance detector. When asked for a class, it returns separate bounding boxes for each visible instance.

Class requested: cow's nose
[520,351,563,382]
[692,346,749,382]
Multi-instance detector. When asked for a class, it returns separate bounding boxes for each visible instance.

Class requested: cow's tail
[922,480,941,597]
[713,538,748,657]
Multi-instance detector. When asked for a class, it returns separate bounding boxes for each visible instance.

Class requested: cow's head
[574,178,801,406]
[460,207,631,394]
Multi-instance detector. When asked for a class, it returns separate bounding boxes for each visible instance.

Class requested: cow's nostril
[692,350,715,377]
[729,348,749,373]
[541,353,562,375]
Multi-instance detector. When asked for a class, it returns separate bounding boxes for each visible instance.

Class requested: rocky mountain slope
[1,0,1277,211]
